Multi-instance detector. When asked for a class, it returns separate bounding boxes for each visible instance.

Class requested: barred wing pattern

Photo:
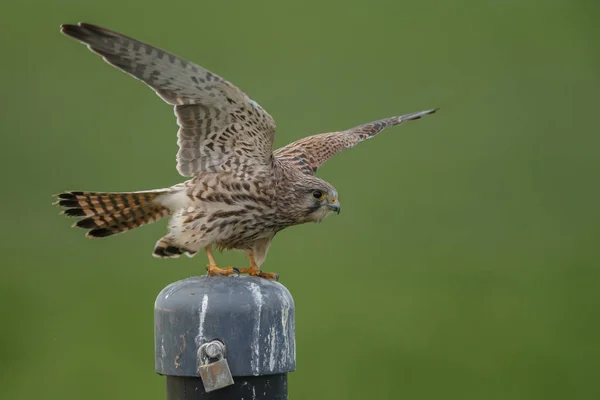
[273,109,438,175]
[61,23,276,177]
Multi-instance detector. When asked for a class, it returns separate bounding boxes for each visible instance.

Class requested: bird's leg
[238,251,279,281]
[205,246,238,276]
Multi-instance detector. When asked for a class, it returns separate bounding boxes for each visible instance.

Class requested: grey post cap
[155,275,296,377]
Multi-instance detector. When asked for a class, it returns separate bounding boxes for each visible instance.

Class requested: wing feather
[61,22,276,177]
[273,109,438,175]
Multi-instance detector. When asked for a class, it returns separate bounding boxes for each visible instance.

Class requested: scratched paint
[248,282,263,375]
[158,337,166,370]
[195,294,209,345]
[277,289,292,368]
[268,325,277,371]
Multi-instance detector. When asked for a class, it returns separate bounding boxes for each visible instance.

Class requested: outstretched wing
[61,22,276,177]
[273,109,437,175]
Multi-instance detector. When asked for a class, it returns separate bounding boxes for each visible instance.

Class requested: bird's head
[288,176,340,224]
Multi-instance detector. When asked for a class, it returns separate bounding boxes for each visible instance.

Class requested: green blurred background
[1,1,599,399]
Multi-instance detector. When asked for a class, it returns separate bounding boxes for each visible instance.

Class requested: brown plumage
[54,190,170,237]
[55,22,437,280]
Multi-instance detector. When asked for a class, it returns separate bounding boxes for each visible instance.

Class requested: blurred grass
[1,1,599,399]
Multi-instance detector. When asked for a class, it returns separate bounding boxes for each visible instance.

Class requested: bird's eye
[312,190,325,200]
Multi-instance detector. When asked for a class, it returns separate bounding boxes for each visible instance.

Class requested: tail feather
[54,190,170,238]
[153,236,197,259]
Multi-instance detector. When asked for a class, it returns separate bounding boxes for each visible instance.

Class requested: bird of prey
[55,22,437,280]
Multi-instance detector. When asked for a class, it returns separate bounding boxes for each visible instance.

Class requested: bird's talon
[206,264,237,277]
[258,270,280,281]
[233,267,240,275]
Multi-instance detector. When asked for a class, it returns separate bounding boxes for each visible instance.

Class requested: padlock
[198,347,234,392]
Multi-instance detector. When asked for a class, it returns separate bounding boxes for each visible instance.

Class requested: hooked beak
[327,203,341,214]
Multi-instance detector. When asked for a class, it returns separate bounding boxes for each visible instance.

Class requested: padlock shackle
[198,340,226,366]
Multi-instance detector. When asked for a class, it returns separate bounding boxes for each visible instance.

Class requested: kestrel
[55,23,437,280]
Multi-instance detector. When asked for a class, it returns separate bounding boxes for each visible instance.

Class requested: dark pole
[155,276,296,400]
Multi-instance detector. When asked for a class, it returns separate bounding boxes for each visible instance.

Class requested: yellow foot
[206,264,239,277]
[238,265,279,281]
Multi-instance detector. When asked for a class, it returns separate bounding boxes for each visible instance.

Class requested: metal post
[155,276,296,400]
